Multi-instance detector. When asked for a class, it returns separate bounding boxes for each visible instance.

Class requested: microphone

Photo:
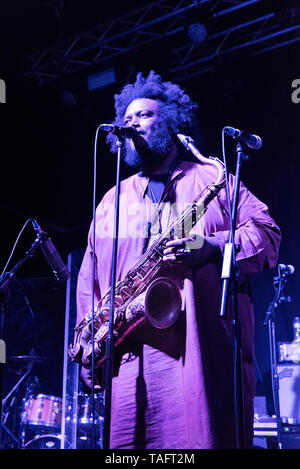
[224,126,263,150]
[99,124,137,138]
[278,264,295,276]
[31,219,70,282]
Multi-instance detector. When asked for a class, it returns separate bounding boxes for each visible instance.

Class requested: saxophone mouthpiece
[177,133,205,159]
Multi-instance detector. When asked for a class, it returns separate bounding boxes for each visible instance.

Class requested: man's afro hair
[106,70,199,152]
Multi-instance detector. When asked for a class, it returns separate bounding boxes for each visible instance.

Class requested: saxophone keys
[99,304,110,321]
[115,295,124,308]
[68,343,83,362]
[98,295,123,321]
[81,341,95,365]
[81,338,106,366]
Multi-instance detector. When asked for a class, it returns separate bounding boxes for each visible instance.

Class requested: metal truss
[170,10,300,81]
[25,0,266,85]
[199,0,263,17]
[25,0,300,85]
[26,0,199,85]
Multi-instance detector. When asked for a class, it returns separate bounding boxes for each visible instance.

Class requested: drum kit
[1,354,104,449]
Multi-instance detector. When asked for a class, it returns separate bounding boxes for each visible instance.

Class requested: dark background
[0,0,299,410]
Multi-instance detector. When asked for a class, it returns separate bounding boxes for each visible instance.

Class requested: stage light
[187,23,207,43]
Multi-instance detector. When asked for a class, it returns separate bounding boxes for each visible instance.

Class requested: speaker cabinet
[278,364,300,423]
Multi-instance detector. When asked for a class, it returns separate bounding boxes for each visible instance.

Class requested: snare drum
[22,394,62,428]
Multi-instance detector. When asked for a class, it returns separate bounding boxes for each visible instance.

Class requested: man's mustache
[130,132,149,154]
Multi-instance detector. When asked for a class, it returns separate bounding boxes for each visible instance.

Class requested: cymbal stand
[2,360,33,410]
[263,268,293,449]
[0,239,40,441]
[1,361,33,448]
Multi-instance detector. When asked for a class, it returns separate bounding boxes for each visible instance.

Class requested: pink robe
[76,161,281,449]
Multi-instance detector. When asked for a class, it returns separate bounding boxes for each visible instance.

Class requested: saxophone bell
[127,277,182,330]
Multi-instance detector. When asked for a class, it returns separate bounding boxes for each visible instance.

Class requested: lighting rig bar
[25,0,264,85]
[25,0,199,85]
[170,12,300,81]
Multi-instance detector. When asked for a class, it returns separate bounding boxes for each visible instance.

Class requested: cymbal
[7,355,53,363]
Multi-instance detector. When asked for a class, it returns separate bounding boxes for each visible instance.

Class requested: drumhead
[24,434,61,449]
[35,394,62,402]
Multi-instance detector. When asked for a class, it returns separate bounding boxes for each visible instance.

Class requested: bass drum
[24,434,61,449]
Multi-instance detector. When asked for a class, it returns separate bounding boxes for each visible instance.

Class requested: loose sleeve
[76,223,101,326]
[212,175,281,277]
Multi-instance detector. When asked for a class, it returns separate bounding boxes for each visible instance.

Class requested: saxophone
[68,134,225,368]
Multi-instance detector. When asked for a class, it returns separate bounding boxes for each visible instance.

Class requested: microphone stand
[263,271,291,449]
[0,238,40,433]
[102,135,124,450]
[219,141,249,449]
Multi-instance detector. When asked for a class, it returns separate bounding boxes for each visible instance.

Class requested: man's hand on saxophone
[162,234,221,267]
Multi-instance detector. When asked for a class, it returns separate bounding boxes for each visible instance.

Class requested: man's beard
[123,121,173,171]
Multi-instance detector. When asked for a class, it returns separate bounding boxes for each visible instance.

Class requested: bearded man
[76,71,281,449]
